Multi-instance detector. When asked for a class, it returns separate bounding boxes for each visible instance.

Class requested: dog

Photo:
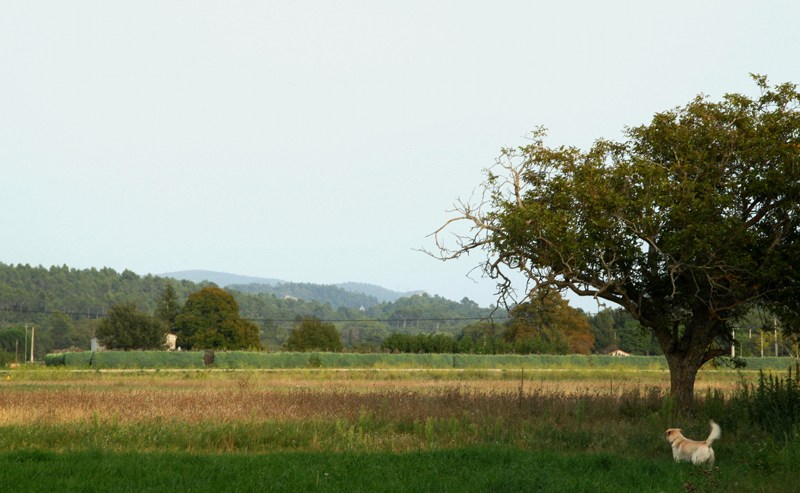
[665,420,721,467]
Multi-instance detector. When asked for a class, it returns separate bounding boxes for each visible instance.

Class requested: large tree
[173,287,261,350]
[96,303,167,350]
[504,288,594,355]
[432,75,799,413]
[155,282,182,330]
[286,316,343,352]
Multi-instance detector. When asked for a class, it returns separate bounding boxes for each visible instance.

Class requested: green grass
[9,362,800,492]
[0,447,749,493]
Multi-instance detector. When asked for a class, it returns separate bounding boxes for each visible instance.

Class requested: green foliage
[174,287,261,350]
[735,364,800,440]
[286,317,343,352]
[91,351,205,369]
[375,293,495,334]
[385,292,597,356]
[47,350,675,370]
[0,263,505,357]
[503,289,595,355]
[381,333,455,354]
[0,263,197,357]
[0,327,24,353]
[64,352,93,367]
[44,353,65,366]
[455,321,510,354]
[230,282,381,309]
[0,263,197,319]
[96,303,167,350]
[155,283,182,329]
[588,308,661,355]
[436,75,800,411]
[45,313,74,350]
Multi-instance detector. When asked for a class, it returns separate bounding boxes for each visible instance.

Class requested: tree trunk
[665,349,705,416]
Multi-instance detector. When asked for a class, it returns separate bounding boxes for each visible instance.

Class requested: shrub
[96,303,167,350]
[736,364,800,440]
[45,353,66,366]
[65,352,93,367]
[286,317,343,352]
[87,351,203,369]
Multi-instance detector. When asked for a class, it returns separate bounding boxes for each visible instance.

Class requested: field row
[42,350,800,371]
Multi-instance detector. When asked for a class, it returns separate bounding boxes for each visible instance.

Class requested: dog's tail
[706,420,721,445]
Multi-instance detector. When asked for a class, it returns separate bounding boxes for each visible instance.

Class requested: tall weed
[734,364,800,440]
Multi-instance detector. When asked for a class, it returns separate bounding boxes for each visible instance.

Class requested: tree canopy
[286,316,343,352]
[155,283,182,330]
[433,75,800,412]
[173,287,261,350]
[504,288,594,355]
[96,303,167,350]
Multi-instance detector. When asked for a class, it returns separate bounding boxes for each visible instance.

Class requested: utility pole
[24,324,28,363]
[774,318,779,357]
[30,325,35,363]
[775,331,779,357]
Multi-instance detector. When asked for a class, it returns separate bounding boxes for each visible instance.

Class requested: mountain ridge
[160,270,425,304]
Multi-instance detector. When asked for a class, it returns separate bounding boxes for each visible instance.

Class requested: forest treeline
[4,262,785,363]
[0,263,503,359]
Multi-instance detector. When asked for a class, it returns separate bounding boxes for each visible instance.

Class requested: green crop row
[41,350,800,371]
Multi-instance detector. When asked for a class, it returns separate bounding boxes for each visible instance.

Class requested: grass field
[2,362,800,492]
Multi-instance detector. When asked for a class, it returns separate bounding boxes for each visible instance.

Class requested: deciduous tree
[432,75,800,413]
[96,302,166,350]
[286,316,343,352]
[174,287,261,350]
[503,289,594,354]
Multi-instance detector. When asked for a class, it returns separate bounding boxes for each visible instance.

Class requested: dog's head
[665,428,684,445]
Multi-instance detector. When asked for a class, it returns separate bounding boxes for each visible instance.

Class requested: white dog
[665,420,721,466]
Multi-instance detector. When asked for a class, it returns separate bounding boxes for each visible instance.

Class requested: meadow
[3,358,800,492]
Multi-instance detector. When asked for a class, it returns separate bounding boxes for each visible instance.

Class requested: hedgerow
[43,350,799,372]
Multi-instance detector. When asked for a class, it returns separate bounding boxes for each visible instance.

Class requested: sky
[2,1,799,311]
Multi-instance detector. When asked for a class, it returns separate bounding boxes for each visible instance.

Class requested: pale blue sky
[2,1,798,309]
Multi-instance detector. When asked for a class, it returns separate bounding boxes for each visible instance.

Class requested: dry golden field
[0,367,748,428]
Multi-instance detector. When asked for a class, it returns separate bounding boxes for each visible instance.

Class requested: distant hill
[335,282,425,303]
[228,282,379,309]
[160,270,282,287]
[160,271,424,306]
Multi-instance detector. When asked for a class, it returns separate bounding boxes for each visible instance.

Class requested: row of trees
[380,289,660,355]
[96,286,260,351]
[229,282,381,309]
[0,263,199,317]
[93,284,670,356]
[0,270,787,360]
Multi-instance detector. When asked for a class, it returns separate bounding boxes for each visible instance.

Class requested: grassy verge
[0,447,756,493]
